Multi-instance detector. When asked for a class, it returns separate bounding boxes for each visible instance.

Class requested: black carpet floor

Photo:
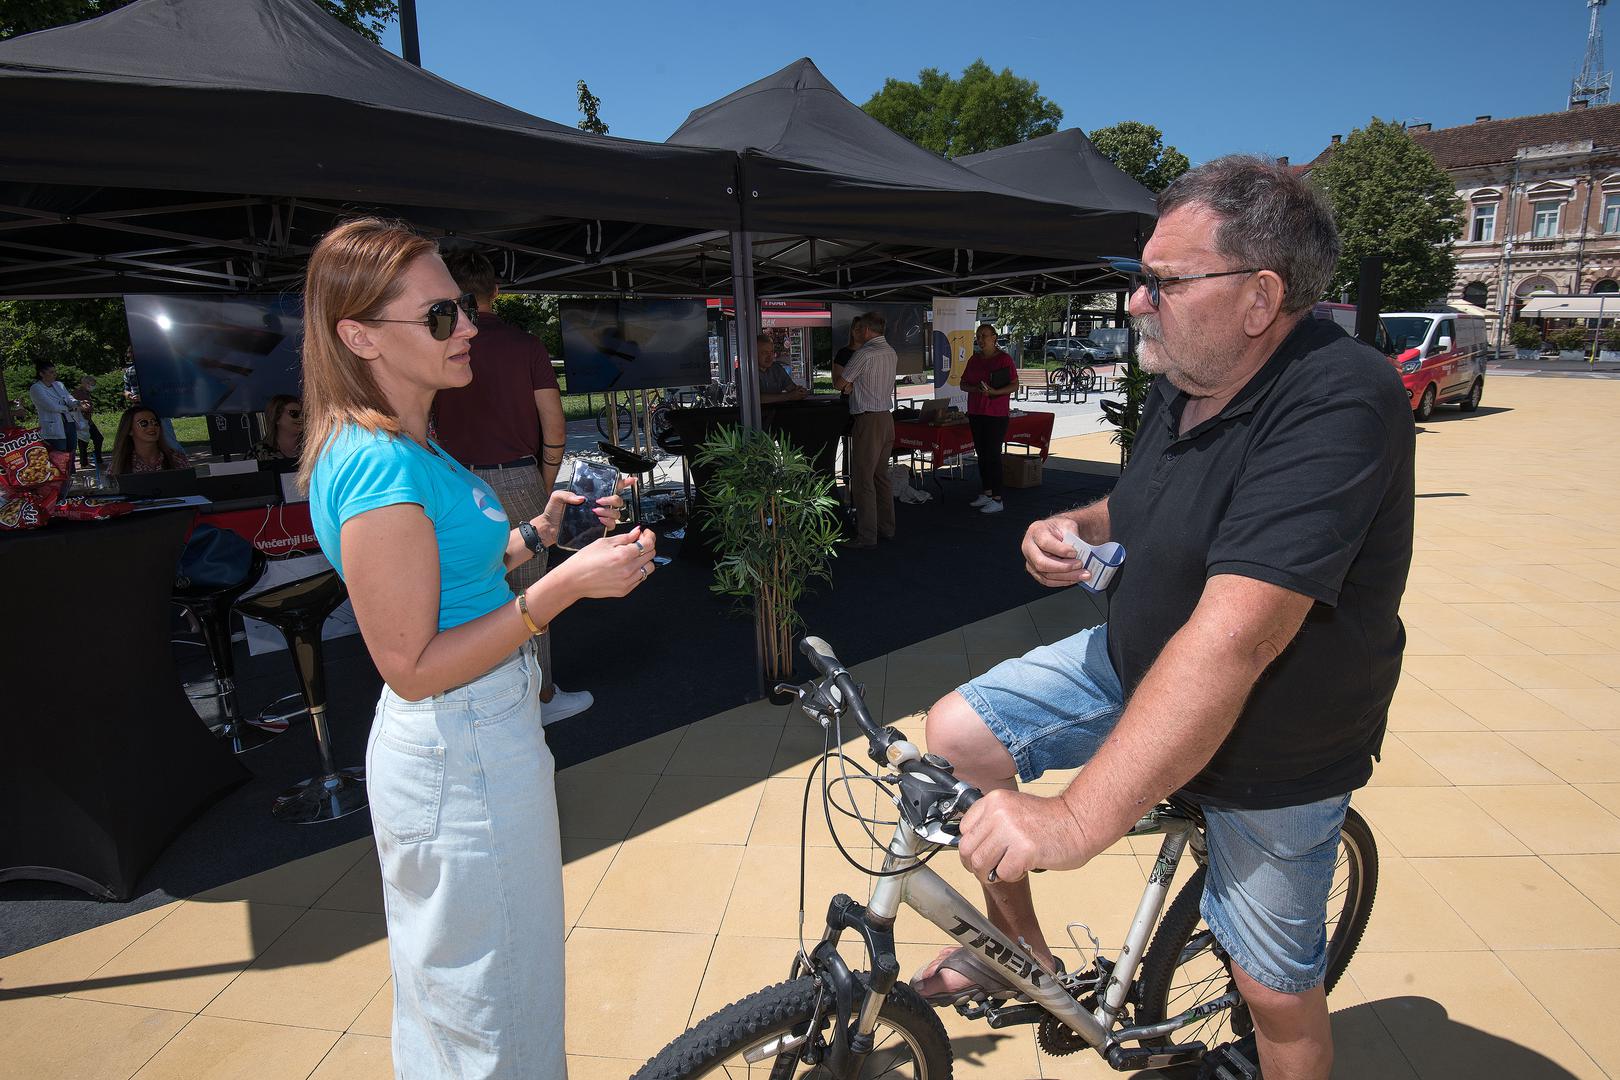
[0,467,1114,959]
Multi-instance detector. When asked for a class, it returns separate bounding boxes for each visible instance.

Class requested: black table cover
[0,509,249,900]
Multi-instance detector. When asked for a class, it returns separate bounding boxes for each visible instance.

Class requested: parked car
[1311,301,1358,335]
[1379,312,1488,420]
[1084,327,1131,359]
[1043,337,1104,363]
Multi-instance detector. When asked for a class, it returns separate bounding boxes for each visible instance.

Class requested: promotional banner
[930,298,979,406]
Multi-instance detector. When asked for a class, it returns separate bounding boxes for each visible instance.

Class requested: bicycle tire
[1133,807,1378,1052]
[630,975,952,1080]
[596,393,634,444]
[1075,365,1098,394]
[1048,366,1074,393]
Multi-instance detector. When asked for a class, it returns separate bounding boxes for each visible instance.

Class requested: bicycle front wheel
[596,392,634,444]
[630,975,952,1080]
[1134,806,1378,1051]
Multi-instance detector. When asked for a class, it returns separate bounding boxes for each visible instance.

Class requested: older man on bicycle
[912,156,1414,1080]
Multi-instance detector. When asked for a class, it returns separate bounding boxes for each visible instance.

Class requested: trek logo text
[946,916,1048,988]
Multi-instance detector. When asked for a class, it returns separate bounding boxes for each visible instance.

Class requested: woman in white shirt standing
[27,360,79,487]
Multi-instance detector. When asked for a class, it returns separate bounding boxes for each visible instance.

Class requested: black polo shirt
[1106,317,1414,810]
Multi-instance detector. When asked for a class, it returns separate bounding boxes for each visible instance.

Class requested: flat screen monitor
[560,299,710,393]
[830,303,928,376]
[125,294,303,416]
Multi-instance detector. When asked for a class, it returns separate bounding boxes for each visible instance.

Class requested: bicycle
[632,637,1378,1078]
[1048,360,1099,397]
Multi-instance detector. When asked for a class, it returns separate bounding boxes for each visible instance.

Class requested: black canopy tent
[955,128,1159,223]
[0,8,1155,428]
[525,61,1149,303]
[0,0,741,302]
[519,60,1155,424]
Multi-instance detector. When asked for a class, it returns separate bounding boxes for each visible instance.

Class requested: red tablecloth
[198,502,320,557]
[893,410,1055,472]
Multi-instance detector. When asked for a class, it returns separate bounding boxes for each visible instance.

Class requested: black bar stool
[173,549,275,754]
[236,568,367,823]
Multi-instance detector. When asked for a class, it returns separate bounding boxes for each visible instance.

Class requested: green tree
[861,59,1061,158]
[975,295,1069,356]
[576,79,609,135]
[2,0,399,42]
[1311,118,1463,310]
[492,293,562,357]
[1087,121,1190,193]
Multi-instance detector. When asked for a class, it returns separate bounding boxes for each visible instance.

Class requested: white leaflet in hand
[1061,529,1125,593]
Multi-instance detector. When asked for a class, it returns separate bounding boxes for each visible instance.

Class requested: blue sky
[385,0,1612,166]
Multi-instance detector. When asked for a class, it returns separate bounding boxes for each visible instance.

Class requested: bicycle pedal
[951,995,1004,1021]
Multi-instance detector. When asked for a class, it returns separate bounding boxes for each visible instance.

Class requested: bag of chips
[0,428,66,493]
[0,488,52,530]
[52,496,134,522]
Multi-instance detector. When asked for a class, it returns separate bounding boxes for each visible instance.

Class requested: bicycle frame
[804,799,1222,1072]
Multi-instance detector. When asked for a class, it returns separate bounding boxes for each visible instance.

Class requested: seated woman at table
[299,217,655,1079]
[108,405,190,475]
[254,394,304,463]
[959,322,1018,514]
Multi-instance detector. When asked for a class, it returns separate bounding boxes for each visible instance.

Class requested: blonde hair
[296,217,437,493]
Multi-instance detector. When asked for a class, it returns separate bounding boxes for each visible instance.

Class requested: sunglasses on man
[364,293,478,341]
[1103,257,1263,309]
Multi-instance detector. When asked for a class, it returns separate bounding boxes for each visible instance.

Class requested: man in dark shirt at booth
[911,156,1414,1079]
[434,249,593,723]
[756,332,808,405]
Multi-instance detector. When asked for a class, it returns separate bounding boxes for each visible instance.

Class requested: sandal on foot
[909,947,1018,1006]
[910,947,1064,1007]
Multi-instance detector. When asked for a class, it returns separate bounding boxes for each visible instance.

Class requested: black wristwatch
[517,520,544,555]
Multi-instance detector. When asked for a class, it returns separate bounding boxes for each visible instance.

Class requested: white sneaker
[980,499,1005,514]
[969,494,993,508]
[540,687,594,726]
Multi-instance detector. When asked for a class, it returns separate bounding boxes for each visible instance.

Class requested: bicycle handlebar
[799,637,890,752]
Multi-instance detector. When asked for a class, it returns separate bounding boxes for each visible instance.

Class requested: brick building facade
[1307,103,1620,344]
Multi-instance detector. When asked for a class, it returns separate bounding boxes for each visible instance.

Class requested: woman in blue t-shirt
[300,218,656,1078]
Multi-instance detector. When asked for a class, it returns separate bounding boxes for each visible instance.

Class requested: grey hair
[1157,155,1340,315]
[856,311,886,335]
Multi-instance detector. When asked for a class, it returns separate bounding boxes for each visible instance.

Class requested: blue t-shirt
[309,424,513,632]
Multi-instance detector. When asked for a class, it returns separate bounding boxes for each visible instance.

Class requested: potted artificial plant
[695,425,843,700]
[1100,360,1156,467]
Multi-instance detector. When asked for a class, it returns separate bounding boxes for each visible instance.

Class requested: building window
[1471,203,1496,242]
[1605,196,1620,235]
[1532,200,1562,238]
[1463,282,1489,307]
[1596,279,1620,293]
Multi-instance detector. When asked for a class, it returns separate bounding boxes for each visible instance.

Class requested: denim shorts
[957,623,1351,994]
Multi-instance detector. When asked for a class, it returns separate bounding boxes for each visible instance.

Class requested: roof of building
[1305,103,1620,171]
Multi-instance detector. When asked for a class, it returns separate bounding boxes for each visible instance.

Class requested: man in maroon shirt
[435,249,592,723]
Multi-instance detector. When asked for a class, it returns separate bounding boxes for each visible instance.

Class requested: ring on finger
[987,868,999,884]
[633,539,644,553]
[639,564,648,578]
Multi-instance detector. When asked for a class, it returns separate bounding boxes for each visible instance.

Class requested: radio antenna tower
[1572,0,1612,107]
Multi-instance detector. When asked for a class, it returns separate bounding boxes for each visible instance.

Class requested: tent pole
[730,231,763,431]
[399,0,422,66]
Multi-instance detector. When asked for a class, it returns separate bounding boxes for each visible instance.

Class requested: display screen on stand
[125,294,304,416]
[560,299,711,393]
[830,302,929,376]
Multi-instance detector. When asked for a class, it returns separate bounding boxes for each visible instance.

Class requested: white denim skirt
[367,643,565,1079]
